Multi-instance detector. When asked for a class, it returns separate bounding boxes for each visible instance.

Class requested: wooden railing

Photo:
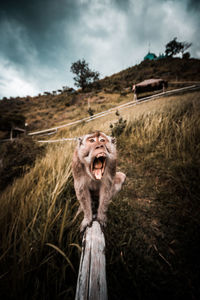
[28,84,199,138]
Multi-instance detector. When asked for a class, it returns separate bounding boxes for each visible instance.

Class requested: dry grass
[0,90,200,299]
[0,143,80,299]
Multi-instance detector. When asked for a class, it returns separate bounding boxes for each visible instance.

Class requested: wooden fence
[75,221,107,300]
[28,84,199,137]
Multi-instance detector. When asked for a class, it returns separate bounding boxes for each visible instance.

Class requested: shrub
[0,114,25,131]
[110,112,127,137]
[88,107,95,117]
[0,137,45,190]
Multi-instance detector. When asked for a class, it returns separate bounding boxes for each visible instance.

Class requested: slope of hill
[0,57,200,299]
[0,57,200,133]
[97,57,200,91]
[0,88,200,299]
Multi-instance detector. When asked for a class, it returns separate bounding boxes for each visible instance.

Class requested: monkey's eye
[100,138,105,142]
[89,138,95,143]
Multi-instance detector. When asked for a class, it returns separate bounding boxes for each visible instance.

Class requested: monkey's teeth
[96,153,106,158]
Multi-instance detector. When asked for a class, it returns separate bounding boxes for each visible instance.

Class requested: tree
[165,37,192,58]
[70,59,100,90]
[180,42,192,58]
[165,37,182,57]
[182,52,190,59]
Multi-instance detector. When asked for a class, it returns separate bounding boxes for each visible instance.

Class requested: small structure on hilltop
[9,127,26,140]
[132,78,168,101]
[143,52,166,61]
[144,52,157,61]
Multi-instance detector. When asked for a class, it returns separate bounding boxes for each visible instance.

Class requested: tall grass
[0,143,80,299]
[105,92,200,299]
[0,91,200,299]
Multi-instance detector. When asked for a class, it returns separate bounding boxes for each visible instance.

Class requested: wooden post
[10,127,13,141]
[134,92,137,101]
[75,221,108,300]
[87,98,91,109]
[162,83,165,93]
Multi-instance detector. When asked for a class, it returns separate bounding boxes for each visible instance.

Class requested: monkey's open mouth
[92,153,106,180]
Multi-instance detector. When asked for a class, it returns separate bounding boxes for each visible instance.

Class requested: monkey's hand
[80,216,93,232]
[114,172,126,193]
[97,212,107,228]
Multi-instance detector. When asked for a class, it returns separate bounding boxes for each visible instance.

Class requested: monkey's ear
[78,137,83,147]
[111,137,116,144]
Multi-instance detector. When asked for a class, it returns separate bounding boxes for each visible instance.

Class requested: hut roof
[136,78,165,87]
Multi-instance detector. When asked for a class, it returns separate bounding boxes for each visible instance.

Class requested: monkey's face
[78,132,116,180]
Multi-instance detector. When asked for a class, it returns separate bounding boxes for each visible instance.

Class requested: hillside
[0,57,200,134]
[97,57,200,91]
[0,58,200,300]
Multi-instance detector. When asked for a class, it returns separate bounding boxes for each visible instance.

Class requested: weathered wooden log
[75,221,108,300]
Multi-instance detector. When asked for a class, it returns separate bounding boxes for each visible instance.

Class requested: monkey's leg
[97,186,111,227]
[97,172,126,227]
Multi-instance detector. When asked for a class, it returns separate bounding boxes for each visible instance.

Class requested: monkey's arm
[97,185,111,227]
[72,150,93,231]
[74,181,93,232]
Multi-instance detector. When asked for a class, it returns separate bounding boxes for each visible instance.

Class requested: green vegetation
[0,90,200,299]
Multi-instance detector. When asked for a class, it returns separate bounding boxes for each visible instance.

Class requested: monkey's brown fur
[72,131,126,231]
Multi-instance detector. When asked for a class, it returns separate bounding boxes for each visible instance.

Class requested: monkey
[72,131,126,232]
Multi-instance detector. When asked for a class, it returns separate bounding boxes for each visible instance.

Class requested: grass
[105,92,200,299]
[0,143,80,299]
[0,91,200,299]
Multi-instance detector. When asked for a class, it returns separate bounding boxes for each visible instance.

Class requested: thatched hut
[132,78,168,100]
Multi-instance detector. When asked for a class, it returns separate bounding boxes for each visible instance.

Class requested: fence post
[75,221,108,300]
[10,127,13,141]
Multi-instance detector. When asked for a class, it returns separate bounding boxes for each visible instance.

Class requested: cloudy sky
[0,0,200,98]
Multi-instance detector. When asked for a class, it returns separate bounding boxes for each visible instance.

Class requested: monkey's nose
[95,144,104,149]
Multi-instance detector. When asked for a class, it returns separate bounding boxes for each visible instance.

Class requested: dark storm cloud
[0,0,85,97]
[187,0,200,10]
[0,0,199,98]
[0,0,79,31]
[0,0,80,64]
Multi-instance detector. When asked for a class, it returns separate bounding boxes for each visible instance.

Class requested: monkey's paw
[80,217,92,232]
[97,213,107,228]
[117,171,126,184]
